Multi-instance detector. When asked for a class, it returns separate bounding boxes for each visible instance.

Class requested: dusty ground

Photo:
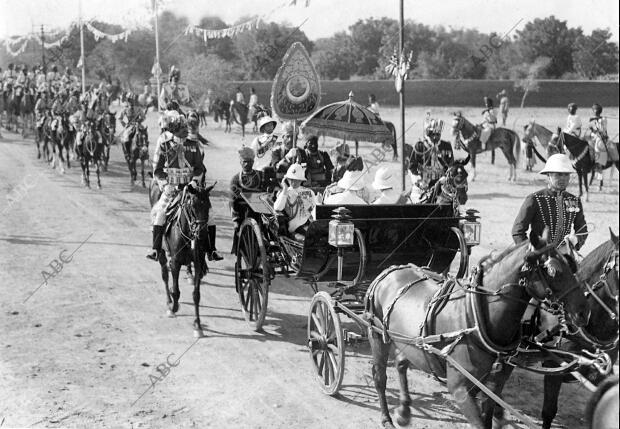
[0,106,618,429]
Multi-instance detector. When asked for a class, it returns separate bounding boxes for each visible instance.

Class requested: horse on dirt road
[451,113,520,181]
[122,122,149,187]
[76,119,105,189]
[365,232,588,429]
[148,181,216,337]
[50,114,74,174]
[99,111,117,172]
[230,101,249,137]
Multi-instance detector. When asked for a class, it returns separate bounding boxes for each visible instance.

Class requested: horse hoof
[166,309,176,318]
[395,406,411,426]
[193,329,205,338]
[381,421,396,429]
[97,185,102,190]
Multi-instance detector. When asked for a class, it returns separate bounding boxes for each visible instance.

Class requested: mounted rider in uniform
[479,96,497,151]
[564,103,582,138]
[120,93,147,151]
[147,112,219,263]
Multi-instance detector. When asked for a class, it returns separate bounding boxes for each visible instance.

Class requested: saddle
[163,192,184,234]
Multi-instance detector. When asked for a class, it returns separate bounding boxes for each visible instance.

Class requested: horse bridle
[519,248,585,316]
[583,248,619,321]
[179,187,209,247]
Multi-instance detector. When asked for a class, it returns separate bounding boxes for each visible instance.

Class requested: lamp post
[328,207,355,282]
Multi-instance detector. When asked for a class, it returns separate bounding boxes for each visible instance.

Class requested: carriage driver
[512,153,588,251]
[147,112,222,262]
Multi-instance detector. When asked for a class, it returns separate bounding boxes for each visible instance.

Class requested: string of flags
[84,22,132,43]
[184,0,310,44]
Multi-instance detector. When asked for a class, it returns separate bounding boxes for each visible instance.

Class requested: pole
[40,25,45,70]
[79,0,86,95]
[153,0,161,113]
[399,0,406,191]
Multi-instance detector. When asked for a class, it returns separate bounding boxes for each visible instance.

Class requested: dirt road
[1,107,618,428]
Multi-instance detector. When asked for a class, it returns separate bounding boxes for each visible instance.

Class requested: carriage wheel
[450,226,469,279]
[308,291,345,396]
[235,218,269,331]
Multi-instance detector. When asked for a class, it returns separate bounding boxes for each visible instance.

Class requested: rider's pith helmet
[539,154,575,175]
[372,167,394,190]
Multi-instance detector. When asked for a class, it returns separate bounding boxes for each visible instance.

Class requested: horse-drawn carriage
[234,190,481,394]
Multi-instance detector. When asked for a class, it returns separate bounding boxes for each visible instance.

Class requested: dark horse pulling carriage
[233,190,481,394]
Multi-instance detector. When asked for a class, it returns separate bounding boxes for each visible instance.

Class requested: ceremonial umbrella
[300,92,393,154]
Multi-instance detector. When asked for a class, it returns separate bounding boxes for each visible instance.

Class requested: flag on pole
[151,61,162,77]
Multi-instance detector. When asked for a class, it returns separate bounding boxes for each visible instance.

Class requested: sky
[1,0,619,41]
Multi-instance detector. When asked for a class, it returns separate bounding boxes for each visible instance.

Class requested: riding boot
[207,225,224,261]
[146,225,164,261]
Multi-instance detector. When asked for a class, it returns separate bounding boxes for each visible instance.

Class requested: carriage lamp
[460,209,481,246]
[328,207,354,247]
[329,207,355,283]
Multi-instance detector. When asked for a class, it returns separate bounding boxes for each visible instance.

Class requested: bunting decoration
[4,38,30,56]
[185,0,310,43]
[184,17,261,42]
[84,22,132,43]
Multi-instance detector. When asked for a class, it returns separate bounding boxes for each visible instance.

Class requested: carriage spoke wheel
[308,291,345,396]
[235,218,269,331]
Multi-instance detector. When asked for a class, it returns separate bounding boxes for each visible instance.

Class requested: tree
[232,20,312,80]
[572,29,619,79]
[195,16,238,62]
[349,18,398,77]
[512,56,552,108]
[181,54,242,100]
[312,33,356,79]
[516,16,581,78]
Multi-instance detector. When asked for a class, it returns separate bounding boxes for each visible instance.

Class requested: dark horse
[50,113,74,174]
[230,101,249,137]
[149,182,215,337]
[424,156,470,207]
[76,119,105,189]
[99,111,116,172]
[122,122,149,187]
[20,86,35,137]
[501,230,618,429]
[558,131,596,201]
[451,113,520,182]
[365,232,589,429]
[212,99,231,133]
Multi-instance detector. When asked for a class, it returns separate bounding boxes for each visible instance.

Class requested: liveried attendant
[512,154,588,250]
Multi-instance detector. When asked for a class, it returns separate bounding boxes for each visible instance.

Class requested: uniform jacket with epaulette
[512,188,587,248]
[152,132,205,184]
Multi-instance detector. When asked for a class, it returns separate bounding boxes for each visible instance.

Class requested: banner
[270,42,321,120]
[4,39,29,56]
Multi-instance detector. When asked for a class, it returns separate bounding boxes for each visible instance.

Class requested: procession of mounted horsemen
[1,20,619,429]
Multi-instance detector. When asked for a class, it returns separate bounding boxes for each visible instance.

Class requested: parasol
[300,92,393,144]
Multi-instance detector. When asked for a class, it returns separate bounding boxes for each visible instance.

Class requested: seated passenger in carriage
[281,135,334,186]
[371,167,401,204]
[323,157,368,205]
[273,164,318,241]
[331,142,350,183]
[250,116,278,170]
[272,122,296,179]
